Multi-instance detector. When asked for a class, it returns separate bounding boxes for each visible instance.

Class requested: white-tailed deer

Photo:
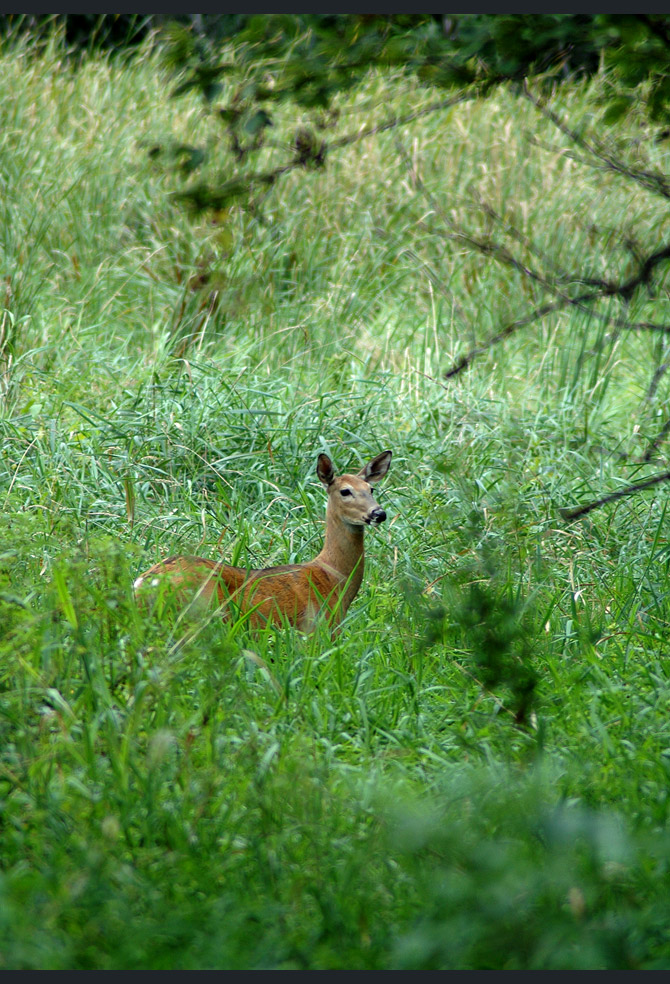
[134,449,392,631]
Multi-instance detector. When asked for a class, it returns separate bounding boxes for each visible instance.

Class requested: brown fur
[134,450,392,632]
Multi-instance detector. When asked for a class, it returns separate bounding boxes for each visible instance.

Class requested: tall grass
[2,31,670,968]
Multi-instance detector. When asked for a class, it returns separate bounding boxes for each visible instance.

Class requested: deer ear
[358,450,392,485]
[316,453,336,487]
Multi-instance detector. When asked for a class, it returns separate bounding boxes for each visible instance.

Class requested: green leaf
[202,81,223,103]
[173,144,206,175]
[601,95,633,125]
[53,566,78,630]
[244,109,273,135]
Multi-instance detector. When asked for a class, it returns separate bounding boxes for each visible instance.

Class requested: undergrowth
[2,30,670,968]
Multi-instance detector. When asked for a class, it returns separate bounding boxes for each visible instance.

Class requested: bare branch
[560,469,670,520]
[178,90,478,210]
[641,417,670,463]
[523,82,670,201]
[646,360,670,403]
[395,133,670,377]
[443,292,594,378]
[328,91,477,153]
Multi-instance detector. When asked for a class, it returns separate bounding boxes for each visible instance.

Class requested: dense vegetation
[2,26,670,968]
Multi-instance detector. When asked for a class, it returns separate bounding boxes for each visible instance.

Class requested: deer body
[134,450,392,631]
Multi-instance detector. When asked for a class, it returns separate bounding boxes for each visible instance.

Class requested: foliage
[598,16,670,124]
[0,14,151,53]
[2,29,670,969]
[425,549,539,726]
[149,14,670,215]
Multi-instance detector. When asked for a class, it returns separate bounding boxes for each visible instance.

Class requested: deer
[133,449,392,633]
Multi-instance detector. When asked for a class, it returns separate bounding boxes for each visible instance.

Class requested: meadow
[2,31,670,968]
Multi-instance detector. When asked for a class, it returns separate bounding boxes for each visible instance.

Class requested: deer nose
[369,507,386,525]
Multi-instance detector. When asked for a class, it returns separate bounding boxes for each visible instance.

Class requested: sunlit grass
[2,30,670,969]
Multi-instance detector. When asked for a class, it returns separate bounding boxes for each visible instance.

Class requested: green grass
[2,31,670,968]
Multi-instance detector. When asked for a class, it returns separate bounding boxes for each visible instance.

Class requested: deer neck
[315,513,365,600]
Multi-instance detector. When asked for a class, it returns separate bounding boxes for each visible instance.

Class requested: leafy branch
[170,91,478,214]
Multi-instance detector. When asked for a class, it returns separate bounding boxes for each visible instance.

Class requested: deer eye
[340,488,352,497]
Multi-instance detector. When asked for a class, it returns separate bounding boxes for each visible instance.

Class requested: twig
[444,296,574,377]
[439,240,670,376]
[646,360,670,403]
[641,417,670,463]
[523,81,670,201]
[394,136,670,377]
[177,89,478,210]
[418,205,670,337]
[328,90,477,154]
[559,469,670,520]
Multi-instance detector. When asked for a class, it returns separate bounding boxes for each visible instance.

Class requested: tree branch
[523,81,670,201]
[394,133,670,377]
[176,89,478,211]
[559,469,670,520]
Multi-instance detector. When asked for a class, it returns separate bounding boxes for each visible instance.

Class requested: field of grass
[2,31,670,968]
